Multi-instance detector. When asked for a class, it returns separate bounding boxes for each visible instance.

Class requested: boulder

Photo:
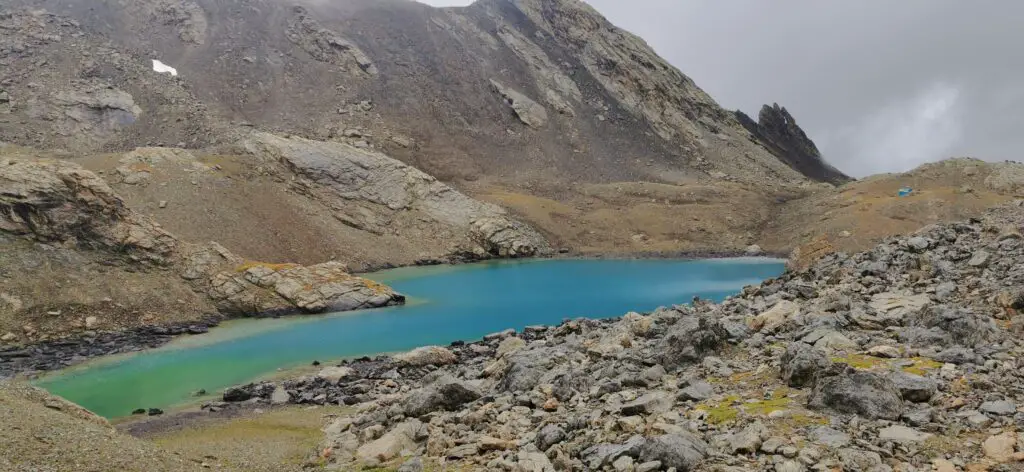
[403,377,481,417]
[394,346,457,367]
[809,371,904,420]
[638,433,708,471]
[780,343,832,388]
[658,316,729,370]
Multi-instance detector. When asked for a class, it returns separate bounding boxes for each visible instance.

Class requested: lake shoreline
[19,256,786,418]
[3,254,787,381]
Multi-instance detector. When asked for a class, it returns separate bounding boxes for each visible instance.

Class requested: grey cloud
[419,0,1024,177]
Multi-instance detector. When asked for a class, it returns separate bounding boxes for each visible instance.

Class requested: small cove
[36,258,785,418]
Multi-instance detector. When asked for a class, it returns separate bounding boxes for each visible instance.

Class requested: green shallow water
[36,258,784,418]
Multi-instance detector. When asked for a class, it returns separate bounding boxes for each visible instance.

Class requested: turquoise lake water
[36,258,784,418]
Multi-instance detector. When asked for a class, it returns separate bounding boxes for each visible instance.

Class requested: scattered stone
[677,380,714,402]
[979,400,1016,416]
[968,250,991,268]
[878,425,933,443]
[621,392,672,416]
[809,426,850,448]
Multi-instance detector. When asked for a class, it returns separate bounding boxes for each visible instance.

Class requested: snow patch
[152,60,179,76]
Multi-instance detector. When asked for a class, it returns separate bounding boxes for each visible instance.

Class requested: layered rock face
[735,104,851,185]
[0,156,403,343]
[241,132,551,259]
[224,202,1024,471]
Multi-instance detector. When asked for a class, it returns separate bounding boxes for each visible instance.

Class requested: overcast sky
[418,0,1023,177]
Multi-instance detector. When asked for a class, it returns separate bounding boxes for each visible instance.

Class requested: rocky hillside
[222,201,1024,471]
[0,0,839,186]
[0,153,405,345]
[0,382,207,472]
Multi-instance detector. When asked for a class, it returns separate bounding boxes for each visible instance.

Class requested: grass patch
[902,357,943,376]
[831,354,888,370]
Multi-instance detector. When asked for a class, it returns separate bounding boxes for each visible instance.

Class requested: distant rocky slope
[224,201,1024,471]
[1,0,839,185]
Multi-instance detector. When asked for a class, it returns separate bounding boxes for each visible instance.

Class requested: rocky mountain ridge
[0,0,842,186]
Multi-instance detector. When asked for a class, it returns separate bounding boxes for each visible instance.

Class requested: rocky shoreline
[215,203,1024,471]
[0,317,223,379]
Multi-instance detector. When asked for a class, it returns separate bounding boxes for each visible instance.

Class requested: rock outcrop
[222,201,1024,471]
[735,104,851,184]
[241,132,551,259]
[0,156,403,343]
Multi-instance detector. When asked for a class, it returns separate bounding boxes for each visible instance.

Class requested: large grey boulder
[809,371,904,420]
[658,316,729,370]
[638,433,708,471]
[780,343,832,388]
[403,377,481,417]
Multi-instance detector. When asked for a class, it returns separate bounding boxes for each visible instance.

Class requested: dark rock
[148,408,164,416]
[780,342,832,388]
[809,371,904,420]
[131,408,146,415]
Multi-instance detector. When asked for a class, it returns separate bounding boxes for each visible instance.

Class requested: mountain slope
[0,0,838,185]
